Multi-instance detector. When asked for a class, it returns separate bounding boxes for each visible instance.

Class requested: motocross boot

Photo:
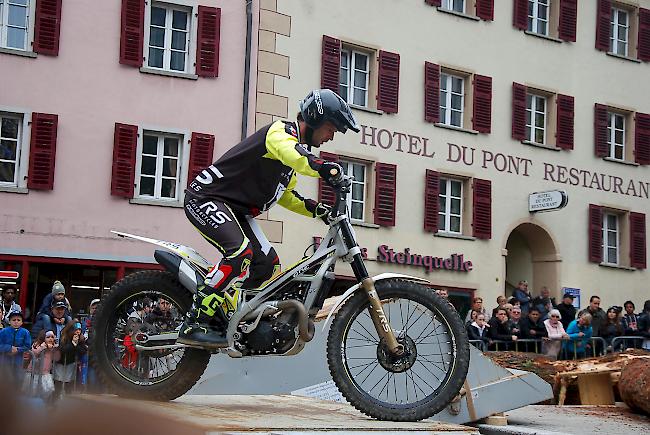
[177,291,229,348]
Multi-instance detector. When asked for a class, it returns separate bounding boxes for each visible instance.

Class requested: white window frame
[340,160,367,222]
[438,178,463,234]
[528,0,550,36]
[610,7,629,56]
[134,127,189,204]
[442,0,465,13]
[440,73,464,128]
[526,93,547,144]
[340,48,369,108]
[0,0,35,52]
[607,112,625,161]
[0,107,30,192]
[143,1,197,74]
[602,212,619,265]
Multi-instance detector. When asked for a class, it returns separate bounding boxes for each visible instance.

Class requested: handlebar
[328,168,353,221]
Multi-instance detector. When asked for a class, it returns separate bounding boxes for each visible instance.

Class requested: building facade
[0,0,270,321]
[259,0,650,314]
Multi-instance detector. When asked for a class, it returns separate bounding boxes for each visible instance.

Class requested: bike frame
[112,176,418,357]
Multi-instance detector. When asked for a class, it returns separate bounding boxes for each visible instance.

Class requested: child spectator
[23,330,57,400]
[121,326,139,370]
[0,311,32,383]
[53,321,88,397]
[563,312,593,359]
[34,281,72,336]
[621,301,639,335]
[467,313,491,351]
[542,309,568,360]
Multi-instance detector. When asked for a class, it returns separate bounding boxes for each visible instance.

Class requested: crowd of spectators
[1,282,98,402]
[465,280,650,359]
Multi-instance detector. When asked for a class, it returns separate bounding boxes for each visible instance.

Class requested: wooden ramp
[77,394,478,434]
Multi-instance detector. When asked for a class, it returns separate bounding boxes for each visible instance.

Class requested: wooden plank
[577,373,615,405]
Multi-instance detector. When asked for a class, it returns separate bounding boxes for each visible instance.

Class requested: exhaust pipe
[242,299,315,342]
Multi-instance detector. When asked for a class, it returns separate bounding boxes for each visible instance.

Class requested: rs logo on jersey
[199,201,233,226]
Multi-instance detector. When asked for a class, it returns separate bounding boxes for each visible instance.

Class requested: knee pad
[205,244,254,291]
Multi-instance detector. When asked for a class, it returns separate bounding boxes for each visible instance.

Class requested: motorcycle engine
[242,316,297,355]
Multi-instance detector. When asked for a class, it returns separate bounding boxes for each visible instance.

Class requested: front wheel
[327,279,470,421]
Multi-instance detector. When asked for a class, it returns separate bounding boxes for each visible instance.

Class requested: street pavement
[477,404,650,435]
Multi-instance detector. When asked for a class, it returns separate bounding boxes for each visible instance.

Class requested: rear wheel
[326,279,470,421]
[91,270,211,400]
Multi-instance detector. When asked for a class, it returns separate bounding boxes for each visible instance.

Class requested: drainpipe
[241,0,254,140]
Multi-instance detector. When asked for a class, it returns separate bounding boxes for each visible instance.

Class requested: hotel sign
[528,190,568,212]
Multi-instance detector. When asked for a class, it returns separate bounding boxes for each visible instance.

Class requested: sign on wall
[562,287,581,309]
[529,190,568,212]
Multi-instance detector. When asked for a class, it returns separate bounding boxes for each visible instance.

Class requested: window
[340,160,367,221]
[610,7,629,56]
[340,49,369,107]
[438,178,463,234]
[528,0,549,35]
[526,93,547,144]
[602,213,619,265]
[0,0,30,50]
[146,3,191,72]
[137,132,183,201]
[607,112,625,160]
[442,0,465,13]
[440,73,465,128]
[0,113,22,186]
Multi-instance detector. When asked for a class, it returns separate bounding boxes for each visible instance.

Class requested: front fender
[321,273,431,331]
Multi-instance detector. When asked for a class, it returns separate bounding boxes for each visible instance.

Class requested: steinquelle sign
[528,190,568,213]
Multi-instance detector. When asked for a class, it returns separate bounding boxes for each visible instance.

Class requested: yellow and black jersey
[186,120,324,217]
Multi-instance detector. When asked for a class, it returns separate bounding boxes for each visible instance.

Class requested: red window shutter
[594,104,609,157]
[630,212,647,269]
[377,51,400,114]
[318,152,339,207]
[111,123,138,198]
[321,36,341,94]
[639,8,650,62]
[588,204,603,263]
[424,62,440,123]
[556,94,575,150]
[33,0,62,55]
[595,0,612,51]
[472,178,491,239]
[472,75,492,134]
[511,83,527,141]
[558,0,578,42]
[475,0,494,21]
[513,0,528,30]
[425,0,442,6]
[27,113,58,190]
[374,162,397,227]
[188,132,215,188]
[424,170,439,233]
[635,112,650,165]
[119,0,144,67]
[196,6,221,77]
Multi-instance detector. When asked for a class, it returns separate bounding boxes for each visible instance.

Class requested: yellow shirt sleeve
[277,173,313,217]
[265,121,320,177]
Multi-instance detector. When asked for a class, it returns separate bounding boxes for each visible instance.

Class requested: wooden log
[619,358,650,416]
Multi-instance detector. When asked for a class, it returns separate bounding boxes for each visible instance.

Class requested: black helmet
[299,89,360,133]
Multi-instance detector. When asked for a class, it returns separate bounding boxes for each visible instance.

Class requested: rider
[178,89,360,348]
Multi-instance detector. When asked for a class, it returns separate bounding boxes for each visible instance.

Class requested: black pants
[184,197,280,301]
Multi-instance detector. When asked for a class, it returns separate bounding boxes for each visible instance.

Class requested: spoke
[359,360,381,384]
[348,360,377,371]
[406,367,427,400]
[410,364,437,393]
[404,306,428,333]
[350,318,380,344]
[346,343,379,349]
[414,319,444,344]
[368,370,390,395]
[414,358,444,383]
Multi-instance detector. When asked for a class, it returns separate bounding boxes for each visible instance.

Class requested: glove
[314,202,332,224]
[318,162,343,187]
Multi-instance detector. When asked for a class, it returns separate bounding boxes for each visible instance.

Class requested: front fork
[360,277,405,356]
[338,219,404,356]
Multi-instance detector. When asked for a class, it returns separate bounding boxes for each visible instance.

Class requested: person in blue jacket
[562,312,593,359]
[0,311,32,383]
[33,281,72,338]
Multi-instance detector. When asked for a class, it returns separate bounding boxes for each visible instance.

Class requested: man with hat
[557,292,577,330]
[32,299,72,342]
